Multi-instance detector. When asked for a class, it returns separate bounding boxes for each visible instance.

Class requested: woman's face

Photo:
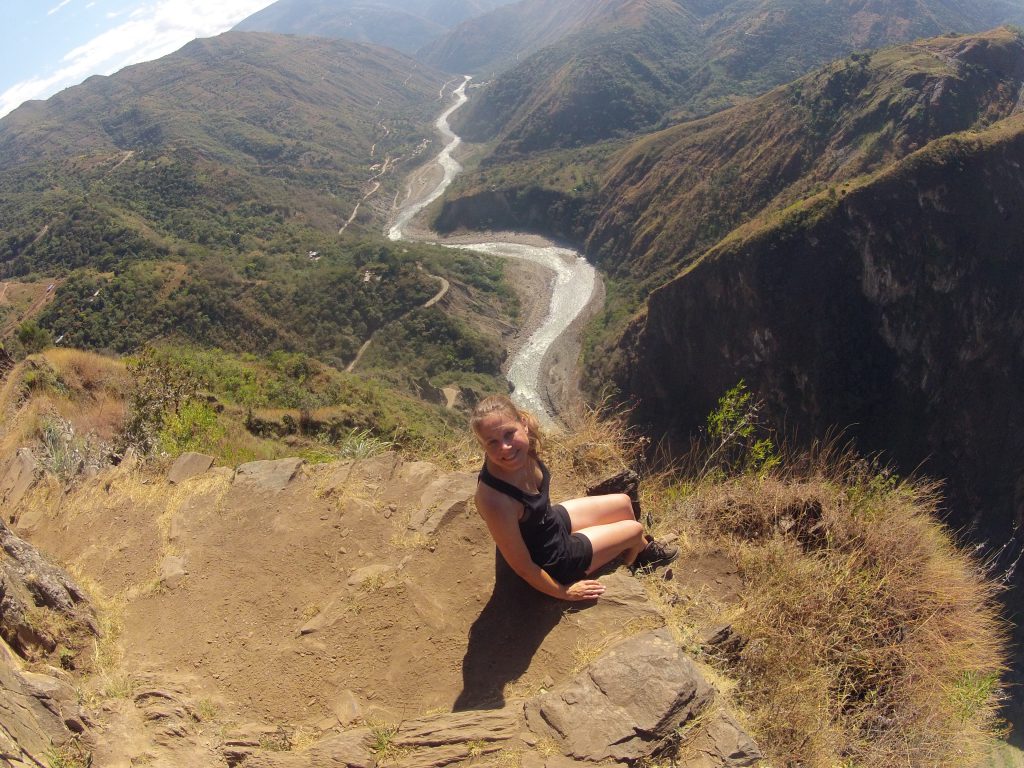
[474,411,531,472]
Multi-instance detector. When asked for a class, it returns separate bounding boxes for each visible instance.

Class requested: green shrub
[698,381,780,478]
[158,400,225,456]
[17,321,53,355]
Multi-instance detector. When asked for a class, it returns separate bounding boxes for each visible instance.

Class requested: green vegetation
[26,237,512,379]
[44,739,92,768]
[0,32,516,394]
[369,722,402,759]
[0,346,470,479]
[360,306,503,387]
[16,321,53,355]
[119,346,468,463]
[699,382,780,479]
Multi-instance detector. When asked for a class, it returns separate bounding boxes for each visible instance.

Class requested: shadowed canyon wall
[613,119,1024,538]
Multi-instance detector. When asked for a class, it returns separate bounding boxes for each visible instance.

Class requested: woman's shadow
[452,548,595,710]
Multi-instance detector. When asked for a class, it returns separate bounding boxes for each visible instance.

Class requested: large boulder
[0,518,98,657]
[525,628,714,762]
[0,642,87,764]
[167,452,215,484]
[0,523,97,767]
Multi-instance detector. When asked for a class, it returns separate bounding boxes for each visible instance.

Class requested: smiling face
[473,410,531,472]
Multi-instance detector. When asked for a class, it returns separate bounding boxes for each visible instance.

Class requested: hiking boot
[631,539,679,572]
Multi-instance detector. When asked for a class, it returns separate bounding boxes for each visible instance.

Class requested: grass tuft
[664,464,1007,767]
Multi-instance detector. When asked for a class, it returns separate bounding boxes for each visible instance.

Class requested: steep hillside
[417,0,675,75]
[447,0,703,152]
[446,0,1024,155]
[0,31,519,388]
[234,0,518,54]
[438,29,1024,316]
[0,30,441,268]
[585,29,1024,285]
[611,113,1024,541]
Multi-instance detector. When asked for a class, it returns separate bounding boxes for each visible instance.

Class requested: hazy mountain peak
[233,0,519,54]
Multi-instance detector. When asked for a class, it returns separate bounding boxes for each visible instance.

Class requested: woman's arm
[476,490,605,601]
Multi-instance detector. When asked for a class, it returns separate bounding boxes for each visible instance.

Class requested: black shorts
[543,504,595,585]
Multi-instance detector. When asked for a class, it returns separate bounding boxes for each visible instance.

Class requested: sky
[0,0,278,119]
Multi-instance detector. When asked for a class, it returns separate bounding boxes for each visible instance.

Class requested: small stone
[331,690,363,726]
[159,555,187,589]
[167,452,215,484]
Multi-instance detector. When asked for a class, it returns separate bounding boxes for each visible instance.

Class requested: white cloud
[48,0,75,16]
[1,0,277,119]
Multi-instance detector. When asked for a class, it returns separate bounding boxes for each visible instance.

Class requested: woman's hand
[564,579,605,601]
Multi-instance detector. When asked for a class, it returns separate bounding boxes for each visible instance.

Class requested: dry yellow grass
[668,467,1007,768]
[0,349,128,455]
[534,399,1007,767]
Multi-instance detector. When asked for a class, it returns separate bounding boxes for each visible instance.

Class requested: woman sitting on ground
[471,395,677,602]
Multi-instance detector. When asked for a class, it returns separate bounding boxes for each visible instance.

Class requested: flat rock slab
[0,449,37,511]
[166,452,215,484]
[406,472,477,535]
[241,728,374,768]
[684,711,762,768]
[525,628,714,762]
[235,459,304,491]
[390,708,522,768]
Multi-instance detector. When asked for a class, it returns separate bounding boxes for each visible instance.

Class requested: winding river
[388,77,598,422]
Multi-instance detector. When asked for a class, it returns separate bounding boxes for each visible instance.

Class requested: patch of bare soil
[0,279,61,339]
[15,455,663,765]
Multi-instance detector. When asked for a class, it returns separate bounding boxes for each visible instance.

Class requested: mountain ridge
[442,0,1024,156]
[234,0,518,54]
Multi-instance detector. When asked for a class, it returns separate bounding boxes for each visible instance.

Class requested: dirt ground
[13,454,705,765]
[0,279,61,339]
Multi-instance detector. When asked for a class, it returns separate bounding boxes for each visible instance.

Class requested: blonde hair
[471,395,544,457]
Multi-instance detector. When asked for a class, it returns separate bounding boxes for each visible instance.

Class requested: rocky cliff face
[613,117,1024,537]
[0,450,97,766]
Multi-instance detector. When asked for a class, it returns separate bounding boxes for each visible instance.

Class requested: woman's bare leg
[578,520,645,573]
[562,494,637,530]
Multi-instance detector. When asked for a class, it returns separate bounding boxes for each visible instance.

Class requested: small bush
[157,400,225,456]
[39,417,110,482]
[369,722,401,759]
[118,347,200,455]
[44,738,92,768]
[696,380,780,479]
[17,321,53,355]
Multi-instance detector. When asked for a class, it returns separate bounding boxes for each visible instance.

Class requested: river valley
[387,77,600,422]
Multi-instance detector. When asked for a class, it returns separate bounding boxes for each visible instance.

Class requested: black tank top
[478,459,567,568]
